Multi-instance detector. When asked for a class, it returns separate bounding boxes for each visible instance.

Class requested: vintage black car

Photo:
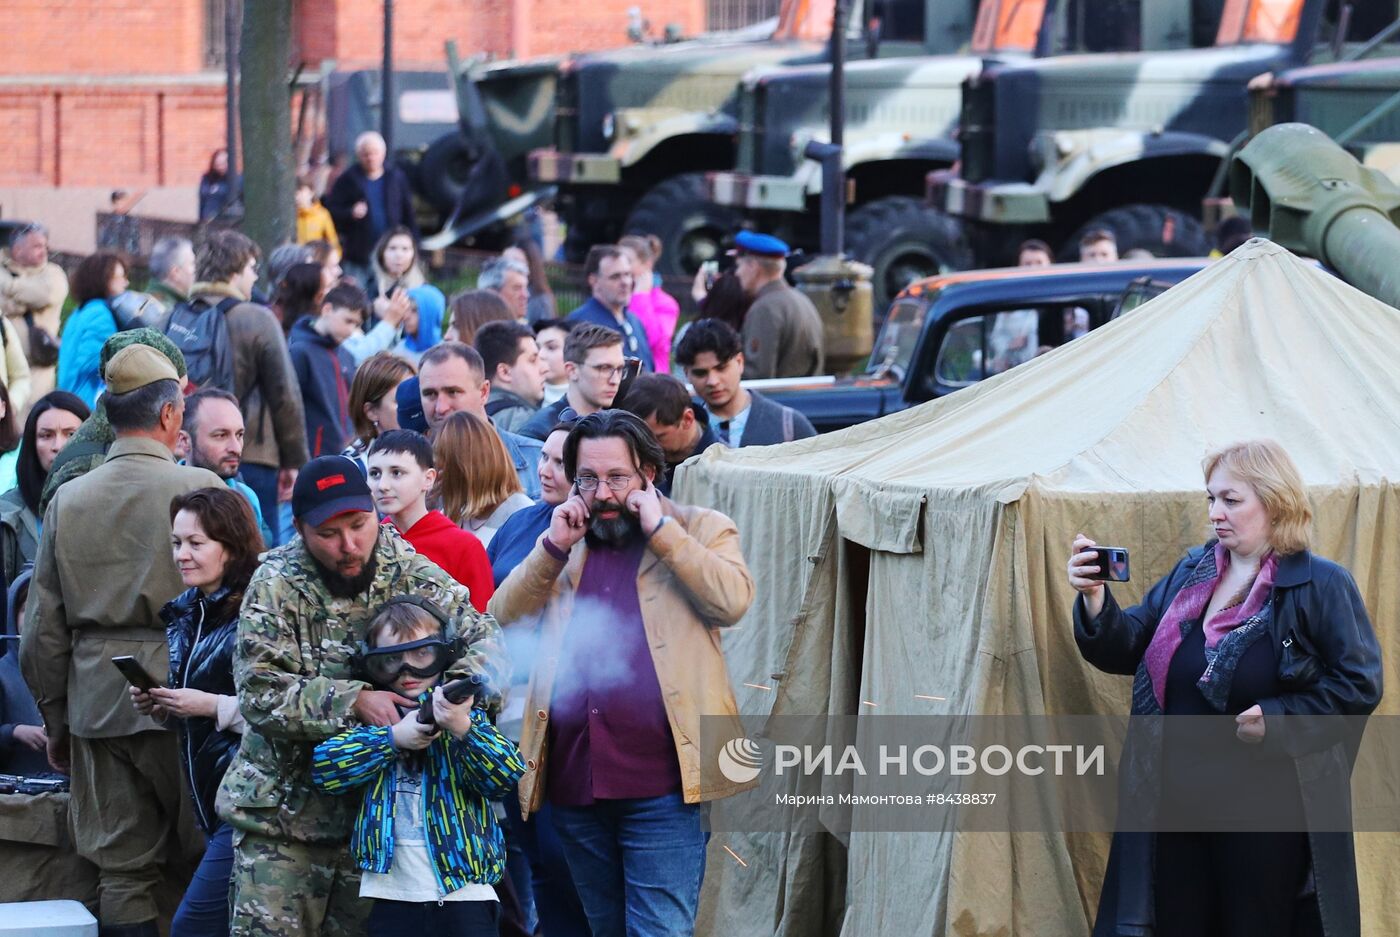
[756,258,1209,433]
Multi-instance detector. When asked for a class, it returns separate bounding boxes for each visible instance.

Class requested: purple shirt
[546,538,683,805]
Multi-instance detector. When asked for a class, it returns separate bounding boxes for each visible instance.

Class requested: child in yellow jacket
[295,176,340,252]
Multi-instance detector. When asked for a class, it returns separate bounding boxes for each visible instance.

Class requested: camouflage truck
[926,0,1385,267]
[524,0,982,268]
[707,0,1227,310]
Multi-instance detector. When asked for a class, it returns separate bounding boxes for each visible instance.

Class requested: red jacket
[393,511,494,612]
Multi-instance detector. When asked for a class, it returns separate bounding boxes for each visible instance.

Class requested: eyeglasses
[588,363,627,379]
[575,472,638,493]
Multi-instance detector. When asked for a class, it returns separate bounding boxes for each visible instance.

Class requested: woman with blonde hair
[432,411,533,546]
[1067,438,1381,937]
[445,289,513,345]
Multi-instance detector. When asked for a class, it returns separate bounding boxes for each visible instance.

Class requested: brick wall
[0,0,705,208]
[3,0,205,76]
[0,82,227,188]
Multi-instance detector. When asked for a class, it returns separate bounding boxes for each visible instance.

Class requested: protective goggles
[359,635,454,685]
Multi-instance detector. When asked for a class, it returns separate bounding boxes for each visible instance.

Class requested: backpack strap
[781,405,795,443]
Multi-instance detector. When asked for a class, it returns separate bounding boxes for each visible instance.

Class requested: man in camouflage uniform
[39,328,188,514]
[217,456,508,937]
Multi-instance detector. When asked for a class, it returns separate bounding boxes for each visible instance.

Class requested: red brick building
[0,0,704,249]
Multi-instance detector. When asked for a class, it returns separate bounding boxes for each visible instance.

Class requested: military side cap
[292,456,375,526]
[101,327,187,378]
[104,343,181,394]
[732,230,790,258]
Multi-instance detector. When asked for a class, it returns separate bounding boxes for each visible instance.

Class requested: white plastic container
[0,900,97,936]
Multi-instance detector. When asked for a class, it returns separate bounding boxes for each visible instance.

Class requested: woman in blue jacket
[57,252,128,407]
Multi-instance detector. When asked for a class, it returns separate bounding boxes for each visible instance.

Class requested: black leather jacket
[161,585,241,834]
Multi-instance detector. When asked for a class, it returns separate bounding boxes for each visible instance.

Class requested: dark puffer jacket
[161,585,242,834]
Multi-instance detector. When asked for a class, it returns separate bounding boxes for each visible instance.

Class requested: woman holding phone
[129,486,265,937]
[1066,439,1381,937]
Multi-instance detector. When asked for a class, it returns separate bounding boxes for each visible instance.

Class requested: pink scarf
[1142,543,1278,709]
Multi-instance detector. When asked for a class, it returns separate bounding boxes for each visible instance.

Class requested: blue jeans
[503,794,591,937]
[551,793,704,937]
[172,823,234,937]
[240,463,283,546]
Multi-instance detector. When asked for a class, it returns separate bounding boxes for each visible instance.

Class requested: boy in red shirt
[367,429,494,611]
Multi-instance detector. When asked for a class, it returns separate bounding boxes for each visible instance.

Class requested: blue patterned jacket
[311,709,525,893]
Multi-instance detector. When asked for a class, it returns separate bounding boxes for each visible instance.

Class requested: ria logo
[717,737,763,783]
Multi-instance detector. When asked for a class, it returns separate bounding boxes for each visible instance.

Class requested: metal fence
[705,0,782,32]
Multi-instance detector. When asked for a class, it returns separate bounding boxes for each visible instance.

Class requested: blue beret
[733,230,790,258]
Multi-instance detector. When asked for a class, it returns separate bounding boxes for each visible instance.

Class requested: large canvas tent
[678,240,1400,936]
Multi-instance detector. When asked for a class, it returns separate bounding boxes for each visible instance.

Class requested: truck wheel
[624,174,740,277]
[416,132,477,214]
[845,196,973,312]
[1063,205,1209,260]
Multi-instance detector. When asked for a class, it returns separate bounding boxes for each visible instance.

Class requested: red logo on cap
[316,474,346,491]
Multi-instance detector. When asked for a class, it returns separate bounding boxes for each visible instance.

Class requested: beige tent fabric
[677,240,1400,937]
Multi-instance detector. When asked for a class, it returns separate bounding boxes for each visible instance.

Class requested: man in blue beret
[731,231,824,379]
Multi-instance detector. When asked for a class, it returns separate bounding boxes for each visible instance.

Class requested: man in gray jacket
[675,319,815,447]
[22,345,224,937]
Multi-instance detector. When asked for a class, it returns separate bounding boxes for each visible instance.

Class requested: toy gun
[0,772,70,795]
[416,672,488,727]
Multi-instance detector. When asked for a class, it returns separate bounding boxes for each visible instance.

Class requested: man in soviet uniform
[22,344,224,937]
[217,455,508,937]
[39,329,189,515]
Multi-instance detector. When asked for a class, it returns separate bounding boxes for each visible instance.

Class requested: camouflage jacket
[215,526,508,844]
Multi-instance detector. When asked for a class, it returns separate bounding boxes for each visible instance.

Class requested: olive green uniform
[21,437,224,926]
[740,278,825,379]
[217,526,507,937]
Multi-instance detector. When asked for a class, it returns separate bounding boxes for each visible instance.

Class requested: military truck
[1246,53,1400,181]
[708,0,1222,309]
[926,0,1384,267]
[523,0,982,268]
[757,258,1207,432]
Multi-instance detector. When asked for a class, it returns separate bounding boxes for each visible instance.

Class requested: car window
[867,296,929,379]
[931,302,1097,390]
[934,316,987,386]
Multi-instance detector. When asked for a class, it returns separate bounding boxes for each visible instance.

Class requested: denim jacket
[311,708,525,894]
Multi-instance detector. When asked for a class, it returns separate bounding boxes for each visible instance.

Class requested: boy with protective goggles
[311,597,524,934]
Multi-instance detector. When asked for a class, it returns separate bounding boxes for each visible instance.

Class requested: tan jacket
[21,437,224,739]
[0,317,32,412]
[488,499,756,818]
[0,252,68,341]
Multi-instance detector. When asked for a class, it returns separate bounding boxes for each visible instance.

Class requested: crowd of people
[0,133,1370,937]
[0,131,825,937]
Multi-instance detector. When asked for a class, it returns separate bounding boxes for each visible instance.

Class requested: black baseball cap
[292,456,375,526]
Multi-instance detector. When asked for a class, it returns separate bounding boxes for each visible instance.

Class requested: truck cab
[525,0,979,265]
[759,258,1207,432]
[707,0,1207,309]
[927,0,1384,266]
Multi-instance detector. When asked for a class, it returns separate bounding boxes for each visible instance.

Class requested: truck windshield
[773,0,838,42]
[1215,0,1304,46]
[970,0,1047,54]
[866,296,929,379]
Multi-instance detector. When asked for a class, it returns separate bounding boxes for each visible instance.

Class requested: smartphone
[111,656,162,692]
[700,259,719,289]
[1086,547,1130,582]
